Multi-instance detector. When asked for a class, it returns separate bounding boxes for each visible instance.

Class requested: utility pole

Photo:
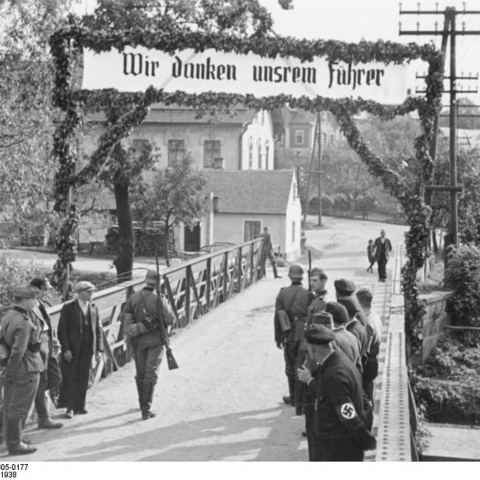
[302,112,323,229]
[400,3,480,248]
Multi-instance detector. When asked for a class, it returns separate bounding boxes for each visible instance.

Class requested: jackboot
[141,383,156,420]
[7,418,36,456]
[135,377,144,411]
[273,263,281,279]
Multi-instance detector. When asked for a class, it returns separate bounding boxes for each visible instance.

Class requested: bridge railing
[374,245,413,461]
[47,238,265,384]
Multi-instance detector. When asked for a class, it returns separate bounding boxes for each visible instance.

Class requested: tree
[321,143,380,217]
[131,156,207,267]
[0,0,75,225]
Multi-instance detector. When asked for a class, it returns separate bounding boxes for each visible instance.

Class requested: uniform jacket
[57,299,103,356]
[310,350,375,449]
[333,327,361,371]
[1,306,44,376]
[123,288,175,347]
[274,283,309,345]
[306,292,327,326]
[372,237,392,263]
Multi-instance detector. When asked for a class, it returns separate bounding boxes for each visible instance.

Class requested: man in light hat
[297,324,376,461]
[274,264,309,407]
[57,280,103,419]
[0,285,43,455]
[123,269,175,420]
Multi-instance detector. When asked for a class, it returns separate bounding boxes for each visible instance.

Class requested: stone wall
[420,291,454,362]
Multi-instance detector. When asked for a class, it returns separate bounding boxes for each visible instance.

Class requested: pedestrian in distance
[274,264,309,407]
[296,324,376,461]
[0,286,43,455]
[372,229,393,282]
[57,281,104,419]
[258,226,281,279]
[123,270,175,420]
[366,239,375,273]
[29,278,63,430]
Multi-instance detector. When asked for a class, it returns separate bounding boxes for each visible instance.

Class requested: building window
[257,138,262,169]
[248,137,253,169]
[330,134,335,145]
[168,140,185,165]
[292,221,296,243]
[294,130,304,145]
[132,139,150,157]
[265,140,270,169]
[204,140,221,167]
[322,132,328,145]
[244,220,261,242]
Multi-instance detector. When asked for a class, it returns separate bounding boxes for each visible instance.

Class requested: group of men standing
[274,264,383,461]
[0,279,103,456]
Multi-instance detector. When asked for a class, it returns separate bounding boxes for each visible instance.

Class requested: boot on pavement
[7,418,37,456]
[141,383,156,420]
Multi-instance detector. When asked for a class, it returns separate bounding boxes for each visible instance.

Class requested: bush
[412,337,480,425]
[444,244,480,326]
[0,247,43,314]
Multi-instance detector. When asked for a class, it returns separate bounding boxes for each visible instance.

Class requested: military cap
[310,268,328,280]
[74,281,97,293]
[145,269,159,285]
[334,279,356,296]
[13,286,38,299]
[326,301,349,325]
[337,297,362,317]
[304,324,336,345]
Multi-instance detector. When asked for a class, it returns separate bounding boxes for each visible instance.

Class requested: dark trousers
[134,343,163,386]
[378,256,388,281]
[315,436,365,462]
[59,338,93,412]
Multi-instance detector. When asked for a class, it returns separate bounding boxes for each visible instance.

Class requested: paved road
[2,217,407,462]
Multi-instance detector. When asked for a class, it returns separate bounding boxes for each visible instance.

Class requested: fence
[47,238,265,384]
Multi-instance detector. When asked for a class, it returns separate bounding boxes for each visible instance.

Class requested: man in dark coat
[274,264,309,407]
[123,270,175,420]
[29,278,63,430]
[258,227,281,279]
[372,229,393,282]
[297,324,376,461]
[57,281,103,418]
[0,286,43,455]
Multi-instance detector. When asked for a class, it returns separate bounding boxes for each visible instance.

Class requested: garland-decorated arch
[49,24,444,354]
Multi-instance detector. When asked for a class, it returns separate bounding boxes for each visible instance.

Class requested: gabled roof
[88,104,256,124]
[202,170,295,215]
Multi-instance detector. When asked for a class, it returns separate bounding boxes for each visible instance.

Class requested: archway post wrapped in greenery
[49,24,443,356]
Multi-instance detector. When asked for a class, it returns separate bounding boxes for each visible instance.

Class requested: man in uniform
[258,227,281,279]
[274,264,309,406]
[57,281,103,419]
[0,286,43,455]
[297,324,376,461]
[295,267,329,458]
[355,288,383,403]
[326,301,362,372]
[29,278,63,430]
[123,270,175,420]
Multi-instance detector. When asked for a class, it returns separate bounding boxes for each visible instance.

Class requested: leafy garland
[49,24,443,353]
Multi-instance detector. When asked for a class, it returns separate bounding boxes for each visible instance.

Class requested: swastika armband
[336,402,357,420]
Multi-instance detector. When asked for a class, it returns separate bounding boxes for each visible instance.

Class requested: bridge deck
[2,244,398,461]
